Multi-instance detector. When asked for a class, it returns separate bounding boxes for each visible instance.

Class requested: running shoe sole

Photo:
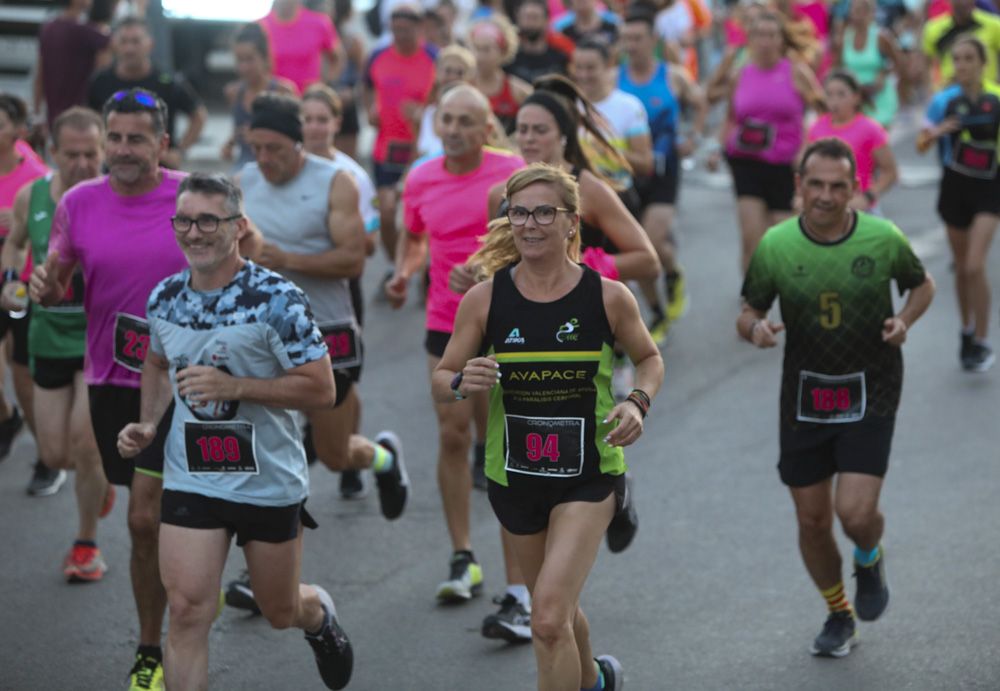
[27,468,67,497]
[307,585,354,690]
[810,633,859,658]
[597,654,625,691]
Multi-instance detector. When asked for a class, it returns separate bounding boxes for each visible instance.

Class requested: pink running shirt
[0,154,48,237]
[403,148,524,333]
[49,169,188,388]
[365,44,437,164]
[260,7,337,93]
[808,113,887,192]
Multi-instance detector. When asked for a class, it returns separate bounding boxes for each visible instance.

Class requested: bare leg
[244,529,325,633]
[789,478,842,591]
[963,214,998,340]
[736,197,771,274]
[428,354,474,551]
[835,473,885,552]
[129,471,167,646]
[946,226,973,329]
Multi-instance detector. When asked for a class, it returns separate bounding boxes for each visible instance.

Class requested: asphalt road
[0,111,998,691]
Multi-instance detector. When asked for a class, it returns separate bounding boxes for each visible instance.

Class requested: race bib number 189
[796,370,866,424]
[504,415,584,478]
[184,421,258,474]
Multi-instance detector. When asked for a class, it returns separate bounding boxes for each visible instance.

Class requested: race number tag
[797,370,866,424]
[736,119,775,153]
[184,421,258,474]
[950,141,998,179]
[504,415,584,478]
[318,319,361,370]
[385,141,415,169]
[113,313,150,373]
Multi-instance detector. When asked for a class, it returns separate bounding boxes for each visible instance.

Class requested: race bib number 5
[504,415,584,478]
[114,313,150,373]
[797,370,866,424]
[318,320,361,370]
[184,421,258,474]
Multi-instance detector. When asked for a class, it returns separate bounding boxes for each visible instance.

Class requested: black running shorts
[0,307,30,366]
[936,168,1000,230]
[727,155,795,212]
[425,329,451,359]
[88,385,172,486]
[31,356,83,390]
[634,161,680,208]
[778,414,895,487]
[487,472,622,535]
[161,489,318,546]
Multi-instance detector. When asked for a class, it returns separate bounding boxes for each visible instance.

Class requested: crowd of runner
[0,0,995,687]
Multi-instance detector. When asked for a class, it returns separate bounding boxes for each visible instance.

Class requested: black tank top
[482,265,624,487]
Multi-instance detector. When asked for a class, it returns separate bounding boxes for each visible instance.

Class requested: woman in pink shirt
[259,0,340,93]
[807,70,898,213]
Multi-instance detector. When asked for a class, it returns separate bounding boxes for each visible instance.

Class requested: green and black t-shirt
[482,265,625,487]
[741,212,927,426]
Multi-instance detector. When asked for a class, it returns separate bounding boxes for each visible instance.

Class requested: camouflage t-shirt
[147,260,327,506]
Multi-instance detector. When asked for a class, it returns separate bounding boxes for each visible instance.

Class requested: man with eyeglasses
[117,172,353,691]
[30,88,261,691]
[386,84,523,603]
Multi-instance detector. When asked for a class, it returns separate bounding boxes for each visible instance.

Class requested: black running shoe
[305,585,353,690]
[854,546,889,621]
[0,406,23,462]
[339,470,367,499]
[27,461,67,497]
[606,473,638,554]
[224,569,261,615]
[960,331,975,369]
[373,431,408,520]
[481,594,532,643]
[596,654,625,691]
[963,342,995,373]
[810,611,857,658]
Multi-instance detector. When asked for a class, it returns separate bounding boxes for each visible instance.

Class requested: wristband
[626,388,650,419]
[450,371,466,400]
[1,269,17,287]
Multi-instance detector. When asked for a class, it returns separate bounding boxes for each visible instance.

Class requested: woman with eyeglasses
[433,163,663,691]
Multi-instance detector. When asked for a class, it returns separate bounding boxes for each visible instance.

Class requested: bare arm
[177,356,337,410]
[869,144,898,199]
[178,105,208,154]
[792,60,826,111]
[895,274,935,331]
[1,184,31,271]
[140,350,175,426]
[737,302,784,347]
[32,51,44,116]
[29,203,77,307]
[259,172,365,279]
[580,172,660,281]
[431,282,493,403]
[624,131,654,177]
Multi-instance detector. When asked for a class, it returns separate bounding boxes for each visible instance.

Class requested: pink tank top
[727,58,804,165]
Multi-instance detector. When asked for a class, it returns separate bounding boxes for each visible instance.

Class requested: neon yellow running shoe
[647,316,670,347]
[435,551,483,602]
[127,654,164,690]
[665,270,689,322]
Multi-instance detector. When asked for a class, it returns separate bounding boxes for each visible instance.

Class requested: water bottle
[8,284,28,319]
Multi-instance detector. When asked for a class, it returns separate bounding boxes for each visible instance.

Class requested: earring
[561,137,567,148]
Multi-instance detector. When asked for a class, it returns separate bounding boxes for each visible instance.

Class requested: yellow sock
[820,581,854,616]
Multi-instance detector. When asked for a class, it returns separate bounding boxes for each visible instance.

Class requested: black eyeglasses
[507,205,572,226]
[171,214,242,234]
[111,89,158,109]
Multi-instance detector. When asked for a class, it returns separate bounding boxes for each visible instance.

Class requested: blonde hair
[469,15,520,65]
[472,163,581,280]
[437,44,476,75]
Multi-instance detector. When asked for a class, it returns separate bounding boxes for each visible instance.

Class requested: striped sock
[820,582,854,616]
[372,443,394,473]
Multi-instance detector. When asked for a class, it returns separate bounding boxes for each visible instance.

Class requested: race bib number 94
[504,415,584,478]
[113,313,150,373]
[184,421,258,474]
[797,370,866,424]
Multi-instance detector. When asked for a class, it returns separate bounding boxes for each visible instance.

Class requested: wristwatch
[450,371,465,400]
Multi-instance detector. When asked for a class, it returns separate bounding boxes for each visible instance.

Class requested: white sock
[506,584,530,610]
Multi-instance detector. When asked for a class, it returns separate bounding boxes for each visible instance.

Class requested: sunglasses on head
[111,89,158,109]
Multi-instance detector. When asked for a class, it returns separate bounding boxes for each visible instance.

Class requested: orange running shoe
[63,544,107,583]
[99,484,116,519]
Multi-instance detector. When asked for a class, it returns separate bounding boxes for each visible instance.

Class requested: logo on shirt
[556,318,580,343]
[32,211,48,222]
[505,328,526,345]
[852,256,875,279]
[793,264,809,278]
[174,342,240,421]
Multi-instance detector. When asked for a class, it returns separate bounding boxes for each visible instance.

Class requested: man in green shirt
[737,138,936,658]
[1,106,113,582]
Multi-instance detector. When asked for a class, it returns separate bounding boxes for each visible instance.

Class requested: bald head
[437,84,493,163]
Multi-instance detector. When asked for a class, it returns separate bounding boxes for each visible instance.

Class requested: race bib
[184,420,258,474]
[736,119,775,153]
[385,141,414,169]
[113,313,150,373]
[504,415,584,478]
[950,140,997,179]
[318,319,361,370]
[797,370,866,424]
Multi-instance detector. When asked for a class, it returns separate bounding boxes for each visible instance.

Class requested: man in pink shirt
[30,88,261,691]
[260,0,341,93]
[387,85,523,604]
[364,4,437,265]
[0,93,48,487]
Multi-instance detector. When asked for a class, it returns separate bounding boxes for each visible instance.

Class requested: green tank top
[27,175,86,359]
